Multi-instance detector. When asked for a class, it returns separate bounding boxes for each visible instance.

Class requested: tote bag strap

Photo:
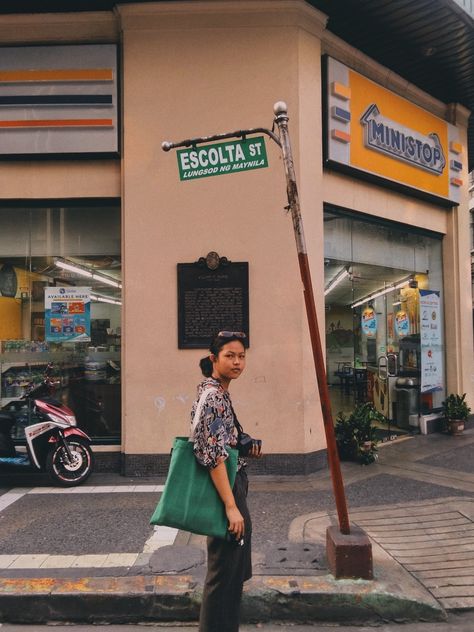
[190,387,218,440]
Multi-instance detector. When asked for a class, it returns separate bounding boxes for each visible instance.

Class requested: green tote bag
[150,388,239,540]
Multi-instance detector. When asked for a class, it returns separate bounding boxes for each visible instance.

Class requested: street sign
[177,136,268,181]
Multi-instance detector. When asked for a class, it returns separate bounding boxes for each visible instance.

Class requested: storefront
[0,1,471,474]
[322,53,469,436]
[324,207,445,432]
[0,203,121,447]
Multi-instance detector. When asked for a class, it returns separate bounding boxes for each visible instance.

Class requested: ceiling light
[55,257,121,289]
[351,277,412,309]
[93,274,121,288]
[91,293,122,306]
[324,266,351,296]
[55,259,93,278]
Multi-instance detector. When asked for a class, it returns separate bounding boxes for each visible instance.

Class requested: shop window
[324,207,445,430]
[0,204,121,443]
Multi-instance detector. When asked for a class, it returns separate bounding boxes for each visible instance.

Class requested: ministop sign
[177,136,268,181]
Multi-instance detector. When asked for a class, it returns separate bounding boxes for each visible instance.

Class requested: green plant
[335,403,386,465]
[335,412,358,461]
[441,393,471,421]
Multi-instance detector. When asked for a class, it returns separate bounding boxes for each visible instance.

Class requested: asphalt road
[1,469,472,557]
[1,430,473,628]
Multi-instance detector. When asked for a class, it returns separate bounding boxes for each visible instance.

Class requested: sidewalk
[0,429,473,624]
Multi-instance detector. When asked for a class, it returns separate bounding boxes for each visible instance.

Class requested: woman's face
[211,340,246,383]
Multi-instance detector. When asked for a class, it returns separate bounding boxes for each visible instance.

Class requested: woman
[192,331,261,632]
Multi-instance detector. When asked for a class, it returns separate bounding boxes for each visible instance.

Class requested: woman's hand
[208,462,245,541]
[226,503,245,540]
[249,441,263,458]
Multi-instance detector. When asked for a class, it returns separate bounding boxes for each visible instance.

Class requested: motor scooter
[0,364,94,486]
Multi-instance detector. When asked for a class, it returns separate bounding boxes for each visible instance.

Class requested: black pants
[199,468,252,632]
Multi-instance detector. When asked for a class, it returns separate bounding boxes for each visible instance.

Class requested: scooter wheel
[46,437,94,487]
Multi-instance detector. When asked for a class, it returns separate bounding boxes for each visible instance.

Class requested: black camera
[237,432,262,457]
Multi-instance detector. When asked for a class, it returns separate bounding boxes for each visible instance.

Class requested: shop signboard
[324,56,464,205]
[419,289,443,393]
[0,44,118,157]
[177,137,268,181]
[45,287,91,343]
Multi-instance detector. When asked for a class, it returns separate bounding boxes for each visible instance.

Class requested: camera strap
[228,400,244,439]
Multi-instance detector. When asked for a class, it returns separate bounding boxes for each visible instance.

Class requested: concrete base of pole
[326,524,374,580]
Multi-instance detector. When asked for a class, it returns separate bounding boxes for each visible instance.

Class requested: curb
[0,574,447,624]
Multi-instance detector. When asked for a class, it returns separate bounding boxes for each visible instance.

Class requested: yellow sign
[326,57,463,204]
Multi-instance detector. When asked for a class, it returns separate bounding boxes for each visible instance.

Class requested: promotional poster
[45,287,91,342]
[419,289,443,393]
[361,306,377,337]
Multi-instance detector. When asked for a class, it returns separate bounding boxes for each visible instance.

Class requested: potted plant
[335,403,386,464]
[335,411,358,461]
[441,393,470,435]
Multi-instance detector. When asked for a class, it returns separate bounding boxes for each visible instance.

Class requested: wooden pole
[273,101,350,534]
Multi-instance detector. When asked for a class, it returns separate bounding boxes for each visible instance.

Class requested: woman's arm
[209,461,245,540]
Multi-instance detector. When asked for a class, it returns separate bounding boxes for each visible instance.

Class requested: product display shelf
[85,351,121,362]
[0,352,79,407]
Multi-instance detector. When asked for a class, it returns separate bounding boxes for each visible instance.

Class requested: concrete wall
[442,105,474,397]
[118,1,328,457]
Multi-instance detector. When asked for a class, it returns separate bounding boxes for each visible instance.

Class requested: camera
[237,432,262,457]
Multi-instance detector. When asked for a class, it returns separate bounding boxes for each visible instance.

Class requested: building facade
[470,170,474,316]
[0,1,472,474]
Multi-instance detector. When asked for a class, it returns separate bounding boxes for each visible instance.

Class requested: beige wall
[296,26,326,453]
[323,171,448,235]
[0,162,120,200]
[119,1,328,456]
[443,105,474,399]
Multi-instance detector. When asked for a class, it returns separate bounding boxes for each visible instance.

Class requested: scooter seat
[0,412,15,427]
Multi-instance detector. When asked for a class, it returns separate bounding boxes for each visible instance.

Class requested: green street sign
[177,136,268,181]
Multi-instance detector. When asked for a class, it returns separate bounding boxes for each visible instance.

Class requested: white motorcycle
[0,364,94,486]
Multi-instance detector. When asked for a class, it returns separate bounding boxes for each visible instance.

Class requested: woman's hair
[199,356,213,377]
[199,331,247,377]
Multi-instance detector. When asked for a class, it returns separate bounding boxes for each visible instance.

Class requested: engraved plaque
[178,257,249,349]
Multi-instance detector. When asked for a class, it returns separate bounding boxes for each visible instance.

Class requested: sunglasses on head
[217,331,247,339]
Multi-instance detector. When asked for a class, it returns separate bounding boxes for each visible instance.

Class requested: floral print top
[191,376,241,470]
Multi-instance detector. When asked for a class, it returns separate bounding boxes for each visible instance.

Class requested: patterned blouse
[191,377,242,470]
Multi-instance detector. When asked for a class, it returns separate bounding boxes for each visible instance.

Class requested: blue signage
[45,287,91,342]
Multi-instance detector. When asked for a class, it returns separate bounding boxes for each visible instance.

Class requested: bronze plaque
[178,258,249,349]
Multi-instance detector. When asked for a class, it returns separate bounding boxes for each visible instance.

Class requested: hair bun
[199,356,213,377]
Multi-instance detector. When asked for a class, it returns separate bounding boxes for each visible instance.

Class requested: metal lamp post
[162,101,374,577]
[272,101,350,535]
